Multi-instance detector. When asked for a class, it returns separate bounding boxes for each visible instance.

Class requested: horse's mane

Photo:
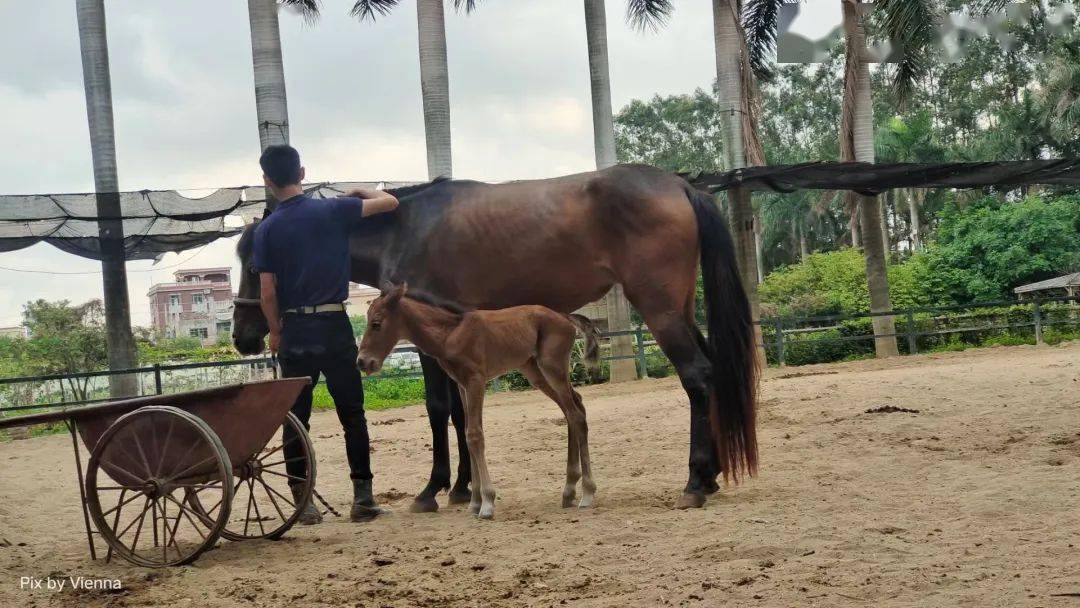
[385,176,452,200]
[237,221,256,258]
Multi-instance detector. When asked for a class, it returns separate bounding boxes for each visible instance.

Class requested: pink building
[148,268,234,344]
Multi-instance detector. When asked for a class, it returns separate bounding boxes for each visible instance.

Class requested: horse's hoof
[447,488,472,505]
[478,506,495,520]
[468,502,481,515]
[675,492,706,509]
[561,494,576,508]
[704,478,721,495]
[409,496,440,513]
[577,497,594,509]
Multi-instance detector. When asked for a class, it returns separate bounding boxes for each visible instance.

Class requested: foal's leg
[457,385,482,515]
[521,360,581,508]
[568,388,596,508]
[462,378,497,519]
[536,337,596,509]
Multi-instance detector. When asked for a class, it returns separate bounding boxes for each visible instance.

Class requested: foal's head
[356,283,408,374]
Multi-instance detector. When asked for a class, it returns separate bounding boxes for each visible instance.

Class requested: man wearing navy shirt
[253,144,398,523]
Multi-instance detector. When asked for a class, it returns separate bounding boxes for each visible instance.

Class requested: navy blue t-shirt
[252,195,365,312]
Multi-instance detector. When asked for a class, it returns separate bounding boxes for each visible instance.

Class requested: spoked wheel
[189,412,316,541]
[85,406,233,567]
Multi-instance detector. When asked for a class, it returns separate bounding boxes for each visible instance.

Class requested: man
[252,144,398,523]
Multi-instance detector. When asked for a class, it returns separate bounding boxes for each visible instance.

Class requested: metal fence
[1,295,1077,418]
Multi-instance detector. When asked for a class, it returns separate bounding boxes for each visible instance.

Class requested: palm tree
[247,0,319,209]
[76,0,138,397]
[587,0,671,382]
[352,0,474,180]
[746,0,935,357]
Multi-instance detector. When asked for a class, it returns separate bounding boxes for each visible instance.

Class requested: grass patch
[312,375,426,412]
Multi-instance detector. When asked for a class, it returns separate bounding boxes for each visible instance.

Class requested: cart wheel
[190,412,316,541]
[86,406,233,567]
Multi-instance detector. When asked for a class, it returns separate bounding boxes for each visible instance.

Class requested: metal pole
[774,317,785,366]
[905,310,917,354]
[68,419,97,560]
[635,328,648,379]
[1033,296,1044,345]
[153,363,162,395]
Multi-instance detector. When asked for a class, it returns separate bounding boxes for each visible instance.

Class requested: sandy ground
[1,342,1078,607]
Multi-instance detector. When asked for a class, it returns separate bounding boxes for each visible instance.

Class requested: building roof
[1013,272,1080,294]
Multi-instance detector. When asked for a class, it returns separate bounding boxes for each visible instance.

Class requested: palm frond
[350,0,400,21]
[279,0,321,24]
[971,0,1010,15]
[626,0,673,32]
[741,0,787,83]
[875,0,937,109]
[451,0,481,13]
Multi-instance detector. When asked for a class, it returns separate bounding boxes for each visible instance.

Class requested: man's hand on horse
[343,188,400,217]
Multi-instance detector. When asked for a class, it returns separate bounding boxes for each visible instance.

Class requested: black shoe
[351,479,390,522]
[290,485,323,525]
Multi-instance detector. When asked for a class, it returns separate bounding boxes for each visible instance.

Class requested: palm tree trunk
[76,0,138,397]
[843,0,898,357]
[418,0,453,179]
[909,188,923,251]
[713,0,765,362]
[248,0,290,209]
[754,213,765,283]
[799,221,809,259]
[584,0,635,382]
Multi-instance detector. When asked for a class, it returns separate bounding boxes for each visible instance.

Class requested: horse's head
[232,220,270,355]
[356,282,408,374]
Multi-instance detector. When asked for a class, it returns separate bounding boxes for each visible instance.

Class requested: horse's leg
[520,360,580,508]
[462,378,496,519]
[568,388,596,508]
[536,354,595,509]
[457,385,482,514]
[446,378,473,504]
[412,355,453,513]
[636,306,718,509]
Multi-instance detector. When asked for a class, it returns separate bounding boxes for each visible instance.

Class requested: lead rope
[273,353,341,518]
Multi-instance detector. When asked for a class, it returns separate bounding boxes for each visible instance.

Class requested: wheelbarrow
[0,378,317,567]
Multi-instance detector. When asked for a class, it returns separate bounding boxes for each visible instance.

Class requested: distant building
[148,268,234,344]
[0,325,28,340]
[345,284,381,318]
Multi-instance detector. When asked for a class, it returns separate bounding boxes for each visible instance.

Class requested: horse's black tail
[684,185,759,483]
[567,313,601,380]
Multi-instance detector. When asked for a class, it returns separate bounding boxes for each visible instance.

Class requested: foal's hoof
[561,494,576,509]
[675,491,707,510]
[468,502,481,515]
[447,487,472,505]
[577,496,594,509]
[478,506,495,520]
[409,496,440,513]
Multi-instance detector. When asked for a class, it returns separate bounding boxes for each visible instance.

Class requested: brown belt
[283,303,347,315]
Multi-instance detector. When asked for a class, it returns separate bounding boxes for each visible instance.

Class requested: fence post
[774,317,785,366]
[635,328,648,379]
[905,311,917,355]
[1033,296,1044,345]
[153,364,163,395]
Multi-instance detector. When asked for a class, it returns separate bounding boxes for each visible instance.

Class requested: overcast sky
[0,0,838,328]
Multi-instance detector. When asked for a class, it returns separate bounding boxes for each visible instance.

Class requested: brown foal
[356,283,600,520]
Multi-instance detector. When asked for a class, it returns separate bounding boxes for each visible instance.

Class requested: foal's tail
[566,314,601,379]
[684,184,759,484]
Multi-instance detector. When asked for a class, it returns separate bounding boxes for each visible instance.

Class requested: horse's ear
[384,283,406,306]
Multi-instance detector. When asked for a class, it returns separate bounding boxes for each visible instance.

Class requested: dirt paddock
[1,342,1078,607]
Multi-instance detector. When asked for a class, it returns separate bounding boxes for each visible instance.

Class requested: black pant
[279,311,372,482]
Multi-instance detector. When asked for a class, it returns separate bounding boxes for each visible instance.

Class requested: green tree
[349,314,368,338]
[924,195,1080,302]
[19,299,109,401]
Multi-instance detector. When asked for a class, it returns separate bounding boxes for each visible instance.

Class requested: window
[216,321,231,335]
[193,294,205,306]
[189,327,208,339]
[168,294,180,307]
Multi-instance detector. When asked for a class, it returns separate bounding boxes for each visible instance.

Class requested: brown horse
[356,283,600,519]
[233,164,757,509]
